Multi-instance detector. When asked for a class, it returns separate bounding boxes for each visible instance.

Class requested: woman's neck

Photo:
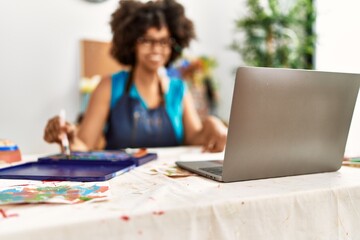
[133,66,159,87]
[132,65,164,108]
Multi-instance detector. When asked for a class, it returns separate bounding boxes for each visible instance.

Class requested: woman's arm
[182,91,227,152]
[44,76,111,151]
[76,76,112,150]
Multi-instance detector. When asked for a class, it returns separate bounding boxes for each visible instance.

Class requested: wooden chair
[81,39,124,79]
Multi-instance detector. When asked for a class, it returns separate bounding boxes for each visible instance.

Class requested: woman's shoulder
[168,76,186,92]
[166,76,187,103]
[94,75,112,93]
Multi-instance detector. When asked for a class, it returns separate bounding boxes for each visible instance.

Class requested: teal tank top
[110,71,186,144]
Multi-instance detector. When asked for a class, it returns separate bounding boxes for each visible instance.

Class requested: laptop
[176,67,360,182]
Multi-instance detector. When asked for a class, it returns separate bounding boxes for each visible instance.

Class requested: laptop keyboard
[199,166,223,176]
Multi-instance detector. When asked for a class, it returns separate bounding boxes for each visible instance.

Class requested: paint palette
[38,150,157,166]
[39,151,131,161]
[0,150,157,182]
[0,160,135,182]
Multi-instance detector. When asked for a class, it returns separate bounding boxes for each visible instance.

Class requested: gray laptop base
[176,160,224,181]
[176,67,360,182]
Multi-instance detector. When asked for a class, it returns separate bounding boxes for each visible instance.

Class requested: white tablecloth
[1,147,360,240]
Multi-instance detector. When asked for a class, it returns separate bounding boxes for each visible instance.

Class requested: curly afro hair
[110,0,195,67]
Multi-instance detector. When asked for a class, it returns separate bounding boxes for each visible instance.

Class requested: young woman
[44,0,227,152]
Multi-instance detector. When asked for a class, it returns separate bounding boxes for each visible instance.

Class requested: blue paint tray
[37,150,157,166]
[0,160,135,182]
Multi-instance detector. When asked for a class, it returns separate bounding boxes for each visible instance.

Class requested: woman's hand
[201,116,227,153]
[182,92,227,152]
[44,116,87,151]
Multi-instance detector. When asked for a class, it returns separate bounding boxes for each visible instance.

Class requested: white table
[1,146,360,240]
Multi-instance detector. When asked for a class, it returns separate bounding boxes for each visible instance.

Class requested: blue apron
[105,75,179,150]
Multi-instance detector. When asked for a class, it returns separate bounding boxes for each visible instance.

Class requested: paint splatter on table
[0,181,109,204]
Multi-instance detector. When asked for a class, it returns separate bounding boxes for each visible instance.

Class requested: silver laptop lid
[222,67,360,182]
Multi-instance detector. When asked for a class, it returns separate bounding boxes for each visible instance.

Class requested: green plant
[230,0,316,69]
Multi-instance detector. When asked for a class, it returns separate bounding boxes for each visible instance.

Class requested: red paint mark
[0,209,18,219]
[120,215,130,221]
[153,211,165,216]
[0,209,6,218]
[132,148,148,158]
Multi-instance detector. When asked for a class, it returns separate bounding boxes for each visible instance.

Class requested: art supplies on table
[342,156,360,168]
[0,149,157,182]
[0,139,21,163]
[348,156,360,162]
[342,161,360,168]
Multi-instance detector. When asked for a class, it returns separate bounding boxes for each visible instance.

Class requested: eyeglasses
[137,37,175,49]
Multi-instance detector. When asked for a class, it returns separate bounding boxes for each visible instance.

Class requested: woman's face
[135,26,173,72]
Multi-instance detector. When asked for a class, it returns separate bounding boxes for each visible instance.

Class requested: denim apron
[105,73,178,150]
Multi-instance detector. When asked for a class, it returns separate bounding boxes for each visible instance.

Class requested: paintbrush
[59,109,71,156]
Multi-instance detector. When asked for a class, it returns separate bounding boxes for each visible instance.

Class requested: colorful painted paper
[0,181,110,205]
